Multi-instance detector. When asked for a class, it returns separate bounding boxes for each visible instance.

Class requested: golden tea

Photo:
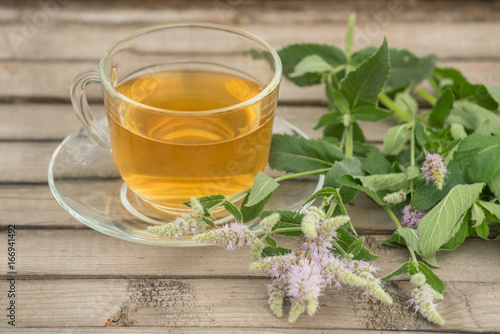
[105,66,276,212]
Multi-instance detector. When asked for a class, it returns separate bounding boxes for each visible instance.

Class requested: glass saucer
[48,117,324,246]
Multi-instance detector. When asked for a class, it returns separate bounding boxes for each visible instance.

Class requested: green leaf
[340,38,390,110]
[412,135,500,210]
[397,227,420,253]
[202,217,216,228]
[184,194,225,210]
[486,85,500,106]
[488,170,500,199]
[278,44,346,87]
[260,210,304,236]
[347,237,365,257]
[478,201,500,223]
[246,172,279,207]
[224,201,243,222]
[351,105,393,122]
[336,175,385,205]
[289,54,335,78]
[418,183,484,262]
[382,123,412,155]
[241,192,273,223]
[384,50,436,92]
[459,82,498,110]
[334,228,380,261]
[471,202,486,227]
[265,235,278,248]
[415,262,446,294]
[381,261,409,282]
[359,173,410,192]
[440,210,473,251]
[447,100,500,136]
[261,246,292,257]
[435,67,467,85]
[314,110,341,130]
[429,87,454,129]
[325,157,364,203]
[394,90,419,119]
[300,187,337,208]
[380,232,406,248]
[362,149,392,175]
[269,134,344,173]
[476,219,490,240]
[334,91,351,115]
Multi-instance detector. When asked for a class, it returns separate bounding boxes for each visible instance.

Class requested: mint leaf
[440,210,473,251]
[261,246,292,257]
[246,172,279,207]
[471,202,486,227]
[429,87,454,128]
[241,192,272,223]
[289,54,335,78]
[359,172,411,192]
[336,175,385,205]
[397,227,420,254]
[478,201,500,223]
[418,183,484,263]
[447,100,500,136]
[224,201,243,222]
[362,149,392,175]
[380,232,406,248]
[278,44,346,87]
[265,235,278,248]
[260,210,304,236]
[415,262,446,294]
[340,38,390,109]
[269,134,344,173]
[459,82,498,110]
[347,237,365,257]
[382,123,412,155]
[335,228,380,261]
[384,50,436,92]
[382,261,409,282]
[300,187,337,208]
[488,170,500,199]
[476,219,490,240]
[351,105,393,122]
[325,157,364,203]
[486,85,500,105]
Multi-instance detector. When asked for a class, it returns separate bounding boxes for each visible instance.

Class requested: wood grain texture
[1,229,498,282]
[0,277,498,331]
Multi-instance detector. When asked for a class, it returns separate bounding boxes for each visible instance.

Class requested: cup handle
[70,70,112,151]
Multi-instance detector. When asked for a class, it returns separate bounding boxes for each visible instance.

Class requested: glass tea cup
[70,23,282,218]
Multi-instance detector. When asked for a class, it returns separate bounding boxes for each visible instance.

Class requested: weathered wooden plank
[0,103,394,141]
[0,277,497,331]
[0,60,498,102]
[1,229,498,283]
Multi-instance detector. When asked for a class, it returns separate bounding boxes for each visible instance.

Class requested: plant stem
[383,205,418,263]
[345,122,354,158]
[410,122,416,195]
[379,92,411,123]
[274,168,331,183]
[415,89,437,106]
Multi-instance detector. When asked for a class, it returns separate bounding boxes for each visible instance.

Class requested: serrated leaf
[488,170,500,199]
[246,172,280,207]
[476,219,490,240]
[384,50,436,92]
[184,194,225,210]
[260,210,304,236]
[265,235,278,248]
[241,192,272,223]
[340,38,390,110]
[334,228,380,261]
[429,87,454,129]
[269,134,344,173]
[347,237,365,257]
[394,90,419,119]
[478,201,500,223]
[300,187,337,208]
[336,175,385,205]
[459,82,498,110]
[351,105,393,122]
[360,173,410,192]
[202,217,216,228]
[261,246,292,257]
[334,91,351,114]
[289,54,335,78]
[224,201,243,222]
[447,100,500,136]
[362,149,392,175]
[418,183,484,262]
[278,43,346,87]
[381,262,409,282]
[486,86,500,105]
[325,157,364,204]
[382,123,412,155]
[314,110,341,130]
[471,202,486,227]
[415,262,446,294]
[440,210,473,251]
[397,227,420,253]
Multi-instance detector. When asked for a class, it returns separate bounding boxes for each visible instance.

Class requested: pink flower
[421,153,447,190]
[402,205,426,229]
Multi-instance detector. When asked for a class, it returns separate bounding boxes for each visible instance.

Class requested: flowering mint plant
[150,13,500,327]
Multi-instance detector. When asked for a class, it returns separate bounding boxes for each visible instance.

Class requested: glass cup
[70,23,282,217]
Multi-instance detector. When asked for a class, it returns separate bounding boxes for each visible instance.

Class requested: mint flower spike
[301,206,325,239]
[267,281,285,318]
[250,237,265,262]
[190,196,205,217]
[409,273,445,326]
[192,222,256,251]
[260,213,280,234]
[288,302,306,324]
[286,258,322,318]
[402,205,425,229]
[347,260,393,304]
[383,190,407,204]
[319,215,350,237]
[148,213,206,238]
[421,153,447,190]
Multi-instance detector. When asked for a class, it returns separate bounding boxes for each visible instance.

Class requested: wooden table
[2,0,500,332]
